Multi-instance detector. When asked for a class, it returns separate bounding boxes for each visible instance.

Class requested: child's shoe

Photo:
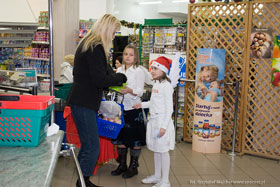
[152,181,171,187]
[142,175,161,184]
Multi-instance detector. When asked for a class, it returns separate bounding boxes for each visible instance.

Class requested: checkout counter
[0,131,64,187]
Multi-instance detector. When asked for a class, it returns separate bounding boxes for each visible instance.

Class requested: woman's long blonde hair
[78,14,121,57]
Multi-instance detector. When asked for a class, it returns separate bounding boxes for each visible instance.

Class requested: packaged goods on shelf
[39,11,49,27]
[0,48,24,70]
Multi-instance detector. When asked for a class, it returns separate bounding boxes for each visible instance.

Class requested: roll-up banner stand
[192,48,226,153]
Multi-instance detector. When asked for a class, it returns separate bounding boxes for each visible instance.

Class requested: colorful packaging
[272,36,280,86]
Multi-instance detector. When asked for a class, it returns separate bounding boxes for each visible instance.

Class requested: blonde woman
[68,14,127,187]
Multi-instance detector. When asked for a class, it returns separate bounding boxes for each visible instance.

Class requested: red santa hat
[150,56,172,74]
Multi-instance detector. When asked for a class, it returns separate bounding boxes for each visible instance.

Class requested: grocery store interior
[0,0,279,187]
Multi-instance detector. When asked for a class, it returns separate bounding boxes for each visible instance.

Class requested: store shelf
[0,43,30,47]
[31,41,49,45]
[0,37,33,41]
[37,74,50,77]
[0,29,37,34]
[24,57,49,61]
[37,27,49,31]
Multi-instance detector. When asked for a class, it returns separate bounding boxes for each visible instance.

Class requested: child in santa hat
[133,56,175,187]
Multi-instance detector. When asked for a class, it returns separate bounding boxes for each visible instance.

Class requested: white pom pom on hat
[150,56,172,73]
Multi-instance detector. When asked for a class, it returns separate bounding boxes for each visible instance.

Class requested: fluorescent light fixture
[139,1,162,5]
[172,0,188,2]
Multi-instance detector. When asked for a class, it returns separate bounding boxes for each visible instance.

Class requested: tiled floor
[51,138,280,187]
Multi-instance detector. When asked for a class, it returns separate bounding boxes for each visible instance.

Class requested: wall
[79,0,188,24]
[27,0,48,20]
[112,0,187,24]
[53,0,79,80]
[80,0,107,20]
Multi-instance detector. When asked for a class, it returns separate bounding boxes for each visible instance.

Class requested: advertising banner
[250,28,273,59]
[192,48,226,153]
[272,36,280,87]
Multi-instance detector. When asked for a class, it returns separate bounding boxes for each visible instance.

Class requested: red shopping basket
[63,106,118,175]
[0,95,55,147]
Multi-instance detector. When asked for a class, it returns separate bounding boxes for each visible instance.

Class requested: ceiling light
[138,1,162,5]
[172,0,188,2]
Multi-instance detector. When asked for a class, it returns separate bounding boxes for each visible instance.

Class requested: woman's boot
[122,149,140,178]
[76,176,100,187]
[111,147,128,176]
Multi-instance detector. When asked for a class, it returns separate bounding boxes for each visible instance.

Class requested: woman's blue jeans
[70,104,100,176]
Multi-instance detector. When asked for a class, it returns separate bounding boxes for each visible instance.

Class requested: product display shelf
[138,18,187,69]
[24,56,49,61]
[0,24,38,48]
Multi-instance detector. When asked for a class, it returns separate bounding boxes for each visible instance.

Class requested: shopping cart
[62,90,124,175]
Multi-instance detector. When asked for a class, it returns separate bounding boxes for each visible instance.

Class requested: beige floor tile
[51,142,279,187]
[224,174,253,181]
[242,167,270,176]
[175,175,202,186]
[233,185,261,187]
[249,175,279,184]
[260,184,280,187]
[194,166,222,175]
[219,167,248,176]
[172,167,199,176]
[125,175,147,186]
[171,159,193,168]
[262,167,280,177]
[253,159,280,168]
[200,174,227,181]
[51,177,72,187]
[189,160,216,168]
[99,174,126,185]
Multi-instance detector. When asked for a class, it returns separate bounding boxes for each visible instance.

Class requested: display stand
[138,18,187,68]
[175,79,240,154]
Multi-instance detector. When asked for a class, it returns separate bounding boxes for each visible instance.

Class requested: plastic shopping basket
[96,102,125,139]
[0,95,55,147]
[54,83,72,100]
[96,91,125,139]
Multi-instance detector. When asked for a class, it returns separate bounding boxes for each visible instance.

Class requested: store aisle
[51,142,280,187]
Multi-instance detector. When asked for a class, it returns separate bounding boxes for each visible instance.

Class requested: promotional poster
[272,35,280,86]
[250,28,273,59]
[192,48,226,153]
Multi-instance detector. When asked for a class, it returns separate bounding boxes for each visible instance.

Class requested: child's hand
[158,128,166,138]
[120,86,132,94]
[132,103,142,109]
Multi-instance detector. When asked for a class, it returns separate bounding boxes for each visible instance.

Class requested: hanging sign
[192,48,226,153]
[272,36,280,86]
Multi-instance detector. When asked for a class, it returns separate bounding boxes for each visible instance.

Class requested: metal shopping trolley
[60,90,125,178]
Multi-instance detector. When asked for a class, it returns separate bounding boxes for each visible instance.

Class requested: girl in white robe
[133,56,175,187]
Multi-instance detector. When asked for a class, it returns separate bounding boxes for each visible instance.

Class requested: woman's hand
[158,128,166,138]
[132,103,142,109]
